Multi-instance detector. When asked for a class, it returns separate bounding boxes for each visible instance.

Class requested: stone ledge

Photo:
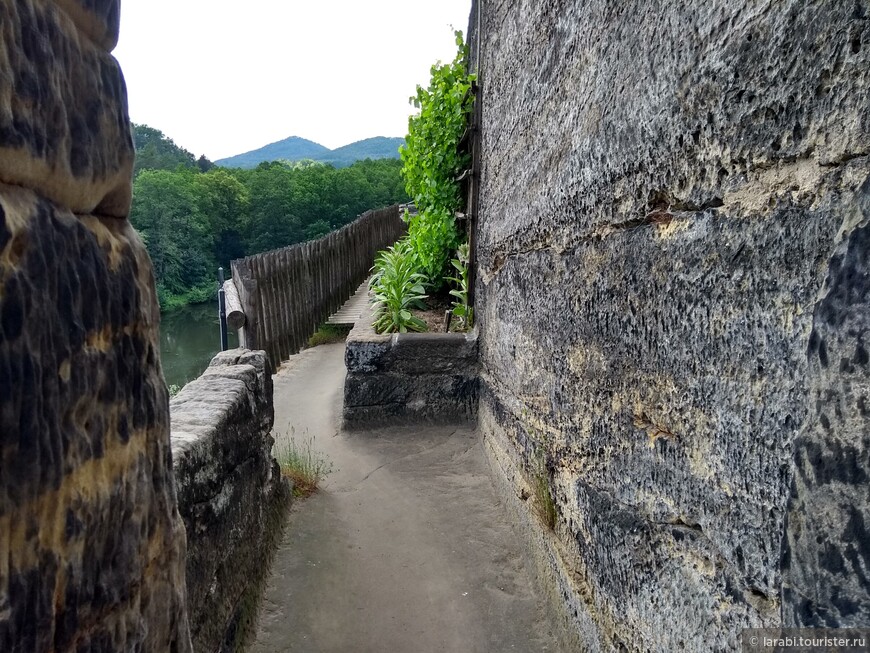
[343,299,480,428]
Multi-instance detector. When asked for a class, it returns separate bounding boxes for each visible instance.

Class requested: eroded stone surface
[55,0,121,51]
[0,0,134,217]
[783,188,870,628]
[0,183,190,652]
[473,0,870,649]
[171,349,289,652]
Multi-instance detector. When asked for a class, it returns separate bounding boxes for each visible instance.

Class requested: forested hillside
[132,124,214,175]
[130,126,407,308]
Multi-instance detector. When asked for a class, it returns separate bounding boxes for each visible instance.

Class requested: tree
[132,124,197,175]
[130,170,212,303]
[128,127,410,308]
[193,169,249,267]
[197,155,214,173]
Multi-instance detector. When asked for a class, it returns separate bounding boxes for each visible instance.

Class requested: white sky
[114,1,472,160]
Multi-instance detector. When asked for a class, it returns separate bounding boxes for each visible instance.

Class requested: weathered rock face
[0,1,192,650]
[0,184,191,651]
[171,349,290,652]
[0,0,134,217]
[344,301,479,427]
[472,0,870,649]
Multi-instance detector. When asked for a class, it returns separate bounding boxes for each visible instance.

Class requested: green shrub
[369,241,428,334]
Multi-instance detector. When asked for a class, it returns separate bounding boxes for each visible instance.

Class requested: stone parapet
[171,349,289,652]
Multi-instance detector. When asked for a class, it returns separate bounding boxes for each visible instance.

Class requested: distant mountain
[215,135,404,169]
[327,137,405,166]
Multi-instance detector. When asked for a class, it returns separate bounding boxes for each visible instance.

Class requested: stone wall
[344,301,479,428]
[472,0,870,650]
[171,349,289,653]
[0,1,192,650]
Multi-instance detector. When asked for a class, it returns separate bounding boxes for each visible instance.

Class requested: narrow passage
[249,342,560,653]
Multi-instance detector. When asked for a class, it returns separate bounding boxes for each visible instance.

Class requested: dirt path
[249,342,561,653]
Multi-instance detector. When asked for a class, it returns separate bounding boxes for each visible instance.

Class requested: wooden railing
[230,205,405,367]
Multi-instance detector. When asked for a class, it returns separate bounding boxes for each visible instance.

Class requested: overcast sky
[114,1,472,160]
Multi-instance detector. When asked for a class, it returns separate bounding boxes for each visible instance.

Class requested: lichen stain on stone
[8,427,150,556]
[84,324,114,353]
[57,358,71,382]
[79,214,135,272]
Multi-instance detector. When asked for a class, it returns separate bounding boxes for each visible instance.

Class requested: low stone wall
[171,349,290,652]
[344,301,479,427]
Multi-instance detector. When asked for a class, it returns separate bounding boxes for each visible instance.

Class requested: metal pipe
[218,267,228,351]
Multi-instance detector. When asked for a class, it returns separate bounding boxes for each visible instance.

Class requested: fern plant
[369,240,428,333]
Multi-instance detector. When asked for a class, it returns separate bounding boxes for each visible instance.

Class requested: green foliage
[130,169,212,304]
[408,206,460,287]
[132,124,198,175]
[532,453,557,531]
[400,31,475,288]
[307,323,351,347]
[369,240,428,334]
[129,126,408,309]
[275,429,334,498]
[447,243,473,331]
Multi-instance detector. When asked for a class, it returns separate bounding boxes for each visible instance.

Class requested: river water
[160,302,238,389]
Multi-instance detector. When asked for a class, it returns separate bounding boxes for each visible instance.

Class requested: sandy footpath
[249,342,560,653]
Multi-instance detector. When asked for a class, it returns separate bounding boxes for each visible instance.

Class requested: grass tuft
[307,323,352,348]
[274,430,333,498]
[532,455,557,531]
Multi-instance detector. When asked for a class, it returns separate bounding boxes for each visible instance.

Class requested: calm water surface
[160,302,238,388]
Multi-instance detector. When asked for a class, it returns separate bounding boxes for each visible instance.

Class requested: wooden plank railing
[230,205,405,367]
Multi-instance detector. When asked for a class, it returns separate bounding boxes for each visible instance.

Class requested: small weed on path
[274,430,334,498]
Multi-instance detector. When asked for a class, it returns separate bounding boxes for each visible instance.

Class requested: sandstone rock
[55,0,121,52]
[0,183,190,652]
[0,0,134,217]
[472,0,870,649]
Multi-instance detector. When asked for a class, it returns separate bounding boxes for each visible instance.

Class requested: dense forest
[129,125,408,308]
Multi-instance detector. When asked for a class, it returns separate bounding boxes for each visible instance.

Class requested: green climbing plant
[400,30,476,288]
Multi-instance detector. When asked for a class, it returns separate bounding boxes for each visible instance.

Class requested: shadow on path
[250,342,560,653]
